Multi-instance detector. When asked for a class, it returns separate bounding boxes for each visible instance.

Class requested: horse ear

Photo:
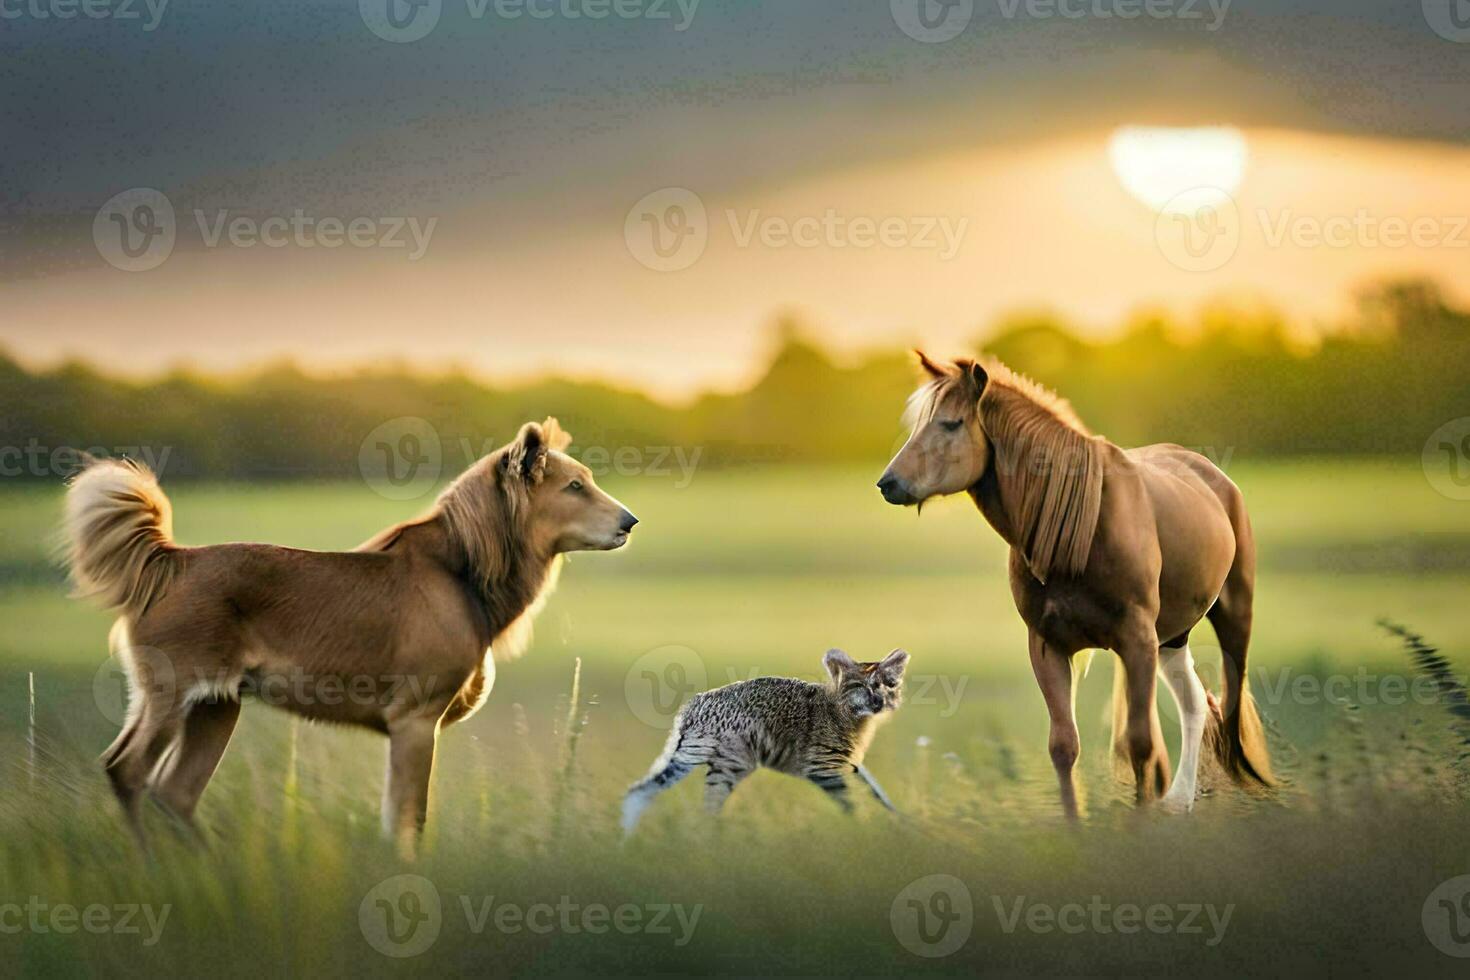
[541,416,573,452]
[956,358,988,394]
[506,421,549,483]
[914,350,947,380]
[823,648,857,682]
[969,360,988,391]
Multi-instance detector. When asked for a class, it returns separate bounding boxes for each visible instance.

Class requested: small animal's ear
[541,416,573,452]
[505,421,549,483]
[878,648,910,682]
[914,350,947,381]
[823,648,857,682]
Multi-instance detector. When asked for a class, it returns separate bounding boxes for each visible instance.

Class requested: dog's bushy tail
[62,457,178,612]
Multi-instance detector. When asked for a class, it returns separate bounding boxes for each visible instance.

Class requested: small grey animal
[621,648,909,834]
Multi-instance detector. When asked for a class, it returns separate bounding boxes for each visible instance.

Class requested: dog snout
[619,511,639,533]
[877,472,915,506]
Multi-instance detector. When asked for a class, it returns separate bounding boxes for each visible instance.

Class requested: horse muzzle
[876,472,918,506]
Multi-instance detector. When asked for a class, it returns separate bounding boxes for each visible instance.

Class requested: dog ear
[877,648,910,683]
[541,416,573,452]
[914,350,947,380]
[823,648,857,682]
[505,421,549,483]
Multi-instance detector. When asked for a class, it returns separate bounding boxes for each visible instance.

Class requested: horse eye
[567,479,583,492]
[939,419,963,432]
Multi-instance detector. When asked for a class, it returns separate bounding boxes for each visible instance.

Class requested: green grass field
[2,460,1469,976]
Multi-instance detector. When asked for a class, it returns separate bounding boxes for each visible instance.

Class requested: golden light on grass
[1108,125,1248,214]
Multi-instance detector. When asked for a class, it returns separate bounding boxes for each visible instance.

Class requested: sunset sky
[5,1,1468,397]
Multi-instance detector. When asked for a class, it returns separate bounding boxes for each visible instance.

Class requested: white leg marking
[1158,644,1206,813]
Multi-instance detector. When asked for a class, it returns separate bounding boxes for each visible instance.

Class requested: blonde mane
[919,358,1105,583]
[431,439,562,663]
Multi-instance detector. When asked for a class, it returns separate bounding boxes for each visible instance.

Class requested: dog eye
[567,479,583,492]
[939,419,963,432]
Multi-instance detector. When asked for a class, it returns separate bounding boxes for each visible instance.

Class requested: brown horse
[878,354,1272,817]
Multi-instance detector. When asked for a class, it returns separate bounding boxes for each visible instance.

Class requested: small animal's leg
[621,750,702,836]
[853,765,896,812]
[1030,631,1082,821]
[382,717,439,860]
[151,697,242,829]
[1158,644,1207,813]
[804,767,853,813]
[703,752,754,815]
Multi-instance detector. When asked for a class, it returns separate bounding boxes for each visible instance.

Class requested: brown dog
[63,418,636,854]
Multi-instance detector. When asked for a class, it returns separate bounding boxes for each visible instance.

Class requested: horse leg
[1157,641,1207,813]
[1029,631,1081,821]
[1117,631,1171,804]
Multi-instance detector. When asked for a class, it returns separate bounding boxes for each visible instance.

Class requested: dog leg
[105,703,185,846]
[382,717,439,860]
[152,698,242,832]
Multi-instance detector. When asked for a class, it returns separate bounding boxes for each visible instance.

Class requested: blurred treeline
[1,279,1465,480]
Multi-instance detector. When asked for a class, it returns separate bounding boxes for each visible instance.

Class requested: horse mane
[979,360,1104,582]
[430,451,561,663]
[917,357,1104,583]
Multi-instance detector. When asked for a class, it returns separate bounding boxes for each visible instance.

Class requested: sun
[1108,126,1248,215]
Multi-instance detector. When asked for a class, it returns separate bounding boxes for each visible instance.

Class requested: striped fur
[621,648,908,834]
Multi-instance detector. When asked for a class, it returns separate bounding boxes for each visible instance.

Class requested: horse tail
[1215,644,1275,787]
